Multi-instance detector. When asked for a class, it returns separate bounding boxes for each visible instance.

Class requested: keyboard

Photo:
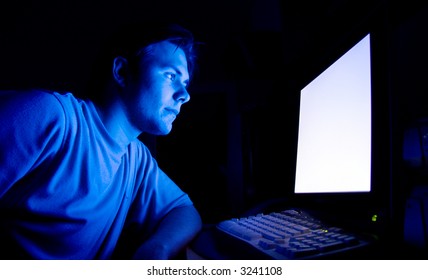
[215,209,373,259]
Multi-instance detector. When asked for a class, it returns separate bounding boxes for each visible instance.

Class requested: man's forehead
[146,42,188,64]
[136,41,189,79]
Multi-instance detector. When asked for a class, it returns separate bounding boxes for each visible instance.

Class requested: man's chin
[147,120,173,136]
[157,124,173,135]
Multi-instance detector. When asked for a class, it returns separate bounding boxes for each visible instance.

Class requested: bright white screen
[295,34,371,193]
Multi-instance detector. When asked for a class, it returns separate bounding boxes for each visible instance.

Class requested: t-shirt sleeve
[0,90,66,197]
[124,142,193,237]
[112,142,194,258]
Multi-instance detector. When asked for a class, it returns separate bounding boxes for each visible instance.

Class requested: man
[0,22,202,259]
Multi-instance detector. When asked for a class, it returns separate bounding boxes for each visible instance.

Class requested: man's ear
[112,56,128,87]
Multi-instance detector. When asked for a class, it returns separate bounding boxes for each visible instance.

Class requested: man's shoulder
[0,89,91,130]
[0,89,62,116]
[128,139,153,159]
[0,88,77,109]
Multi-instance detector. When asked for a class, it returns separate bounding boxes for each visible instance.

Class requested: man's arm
[132,204,202,259]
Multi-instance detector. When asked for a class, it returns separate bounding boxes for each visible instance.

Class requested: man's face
[122,41,190,135]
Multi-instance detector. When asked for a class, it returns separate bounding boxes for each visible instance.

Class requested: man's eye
[165,73,176,81]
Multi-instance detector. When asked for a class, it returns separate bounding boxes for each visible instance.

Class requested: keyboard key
[258,240,276,249]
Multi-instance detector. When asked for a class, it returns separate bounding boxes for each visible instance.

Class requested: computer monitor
[289,31,390,231]
[295,34,371,194]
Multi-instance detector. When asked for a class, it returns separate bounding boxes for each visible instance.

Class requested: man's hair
[84,21,198,102]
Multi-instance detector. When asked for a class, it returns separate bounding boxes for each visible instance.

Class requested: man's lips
[166,108,179,116]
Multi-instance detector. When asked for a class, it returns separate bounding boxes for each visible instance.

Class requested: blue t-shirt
[0,90,193,259]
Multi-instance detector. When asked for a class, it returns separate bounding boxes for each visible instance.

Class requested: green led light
[371,214,378,222]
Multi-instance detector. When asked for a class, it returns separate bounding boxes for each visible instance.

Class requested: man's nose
[175,86,190,104]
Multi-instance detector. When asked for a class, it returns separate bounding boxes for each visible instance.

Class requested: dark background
[2,0,428,251]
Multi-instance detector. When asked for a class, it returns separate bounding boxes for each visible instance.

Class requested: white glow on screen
[295,34,371,193]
